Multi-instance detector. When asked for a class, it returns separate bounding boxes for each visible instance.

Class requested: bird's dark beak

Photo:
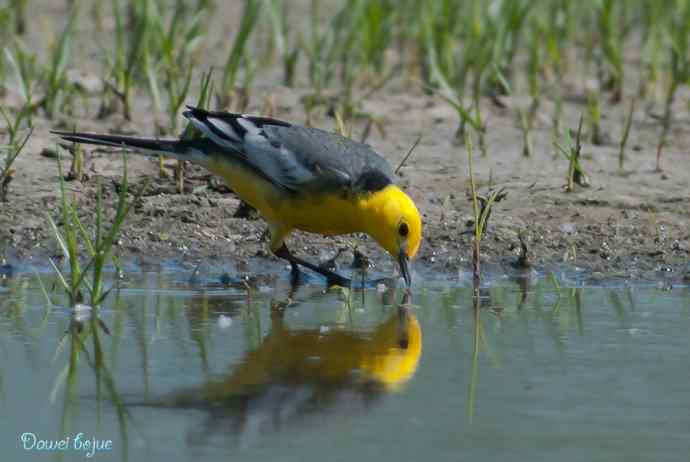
[398,250,411,287]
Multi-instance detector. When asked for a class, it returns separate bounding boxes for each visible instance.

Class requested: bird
[52,106,422,286]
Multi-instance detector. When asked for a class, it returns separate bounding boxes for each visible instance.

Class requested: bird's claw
[325,272,351,288]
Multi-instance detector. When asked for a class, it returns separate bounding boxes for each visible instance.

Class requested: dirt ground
[2,5,689,284]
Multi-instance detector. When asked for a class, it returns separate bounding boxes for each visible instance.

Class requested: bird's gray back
[183,107,395,195]
[263,125,395,194]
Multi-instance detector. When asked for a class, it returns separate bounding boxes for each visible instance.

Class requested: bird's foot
[324,271,351,288]
[290,263,302,286]
[275,244,350,288]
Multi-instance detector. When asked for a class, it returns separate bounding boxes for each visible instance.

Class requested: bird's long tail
[51,130,213,164]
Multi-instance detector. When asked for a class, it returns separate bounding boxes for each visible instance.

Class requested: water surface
[1,269,689,461]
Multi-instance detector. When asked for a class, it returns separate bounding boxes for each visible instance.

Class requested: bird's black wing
[184,106,395,195]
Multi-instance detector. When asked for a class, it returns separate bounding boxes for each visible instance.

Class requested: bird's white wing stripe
[207,117,242,142]
[237,118,262,136]
[189,118,238,150]
[243,136,316,188]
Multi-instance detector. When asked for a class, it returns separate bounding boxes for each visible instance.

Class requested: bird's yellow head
[363,185,422,286]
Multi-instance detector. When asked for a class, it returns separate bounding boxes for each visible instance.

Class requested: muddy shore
[3,89,689,284]
[2,5,689,284]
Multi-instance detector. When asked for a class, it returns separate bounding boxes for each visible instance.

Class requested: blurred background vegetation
[0,1,688,115]
[1,0,690,188]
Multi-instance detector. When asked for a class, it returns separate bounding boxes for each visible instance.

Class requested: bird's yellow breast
[209,158,369,235]
[277,194,366,235]
[208,159,283,222]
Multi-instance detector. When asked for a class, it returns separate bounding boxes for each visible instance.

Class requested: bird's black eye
[398,223,409,237]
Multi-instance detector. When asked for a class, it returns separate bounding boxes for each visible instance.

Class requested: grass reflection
[8,266,684,458]
[467,295,482,423]
[41,291,139,462]
[185,290,247,378]
[465,275,594,423]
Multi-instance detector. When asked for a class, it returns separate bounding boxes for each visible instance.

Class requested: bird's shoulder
[263,124,396,193]
[183,107,395,194]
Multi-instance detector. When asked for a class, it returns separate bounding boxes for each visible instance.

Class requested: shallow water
[1,268,689,461]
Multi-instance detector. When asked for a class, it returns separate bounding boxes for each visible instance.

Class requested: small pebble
[40,147,59,159]
[217,315,232,329]
[67,70,103,94]
[219,272,232,285]
[73,303,93,323]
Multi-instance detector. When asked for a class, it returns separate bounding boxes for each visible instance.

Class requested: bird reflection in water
[157,291,421,446]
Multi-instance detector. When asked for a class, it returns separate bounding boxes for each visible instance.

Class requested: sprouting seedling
[0,21,5,84]
[597,0,624,102]
[166,68,192,133]
[467,133,481,293]
[154,0,205,132]
[475,188,508,236]
[165,66,193,186]
[486,0,532,95]
[359,0,392,73]
[551,90,563,158]
[555,115,590,192]
[173,69,215,193]
[300,1,395,120]
[303,0,352,95]
[504,76,533,159]
[4,44,39,125]
[10,0,27,35]
[141,0,207,181]
[267,0,299,86]
[423,0,501,158]
[586,89,603,145]
[541,0,571,80]
[618,98,635,172]
[90,0,104,31]
[104,0,154,120]
[418,0,459,88]
[66,141,85,182]
[334,107,352,139]
[0,104,30,146]
[395,135,422,175]
[514,230,532,269]
[637,1,664,99]
[46,152,148,308]
[359,113,386,144]
[43,0,80,119]
[466,133,505,294]
[423,71,486,156]
[221,0,261,109]
[520,17,546,158]
[0,126,32,202]
[656,2,690,172]
[518,109,533,157]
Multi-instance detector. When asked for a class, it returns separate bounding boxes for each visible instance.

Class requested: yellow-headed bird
[53,107,422,286]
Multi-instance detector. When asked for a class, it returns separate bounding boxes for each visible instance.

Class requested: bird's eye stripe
[399,223,409,237]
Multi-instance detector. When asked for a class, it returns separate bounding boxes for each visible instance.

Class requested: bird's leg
[274,244,351,287]
[289,259,301,287]
[395,291,414,347]
[287,259,300,276]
